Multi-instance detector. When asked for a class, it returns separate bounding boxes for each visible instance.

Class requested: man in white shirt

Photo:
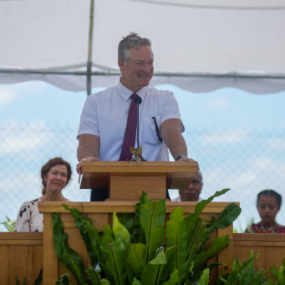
[76,32,198,201]
[172,172,203,202]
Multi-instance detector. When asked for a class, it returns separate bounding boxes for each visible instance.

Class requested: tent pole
[87,0,95,96]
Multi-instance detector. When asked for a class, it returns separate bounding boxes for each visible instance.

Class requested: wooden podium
[80,160,198,200]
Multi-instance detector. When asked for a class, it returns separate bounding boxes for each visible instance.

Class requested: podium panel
[38,201,235,285]
[110,175,166,200]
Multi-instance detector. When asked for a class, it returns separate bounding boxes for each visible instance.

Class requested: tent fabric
[0,0,285,94]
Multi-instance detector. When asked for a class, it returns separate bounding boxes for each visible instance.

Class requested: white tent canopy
[1,0,285,94]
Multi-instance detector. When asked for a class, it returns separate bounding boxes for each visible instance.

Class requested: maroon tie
[119,93,138,161]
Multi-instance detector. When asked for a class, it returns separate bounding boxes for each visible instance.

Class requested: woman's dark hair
[257,189,282,208]
[41,157,72,195]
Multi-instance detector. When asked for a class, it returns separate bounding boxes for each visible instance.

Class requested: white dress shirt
[77,81,184,161]
[172,196,203,202]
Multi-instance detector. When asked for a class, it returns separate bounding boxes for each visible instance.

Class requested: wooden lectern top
[80,160,198,191]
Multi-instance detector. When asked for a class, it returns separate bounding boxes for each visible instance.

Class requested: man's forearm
[77,134,100,161]
[77,145,98,161]
[161,118,188,160]
[167,133,187,160]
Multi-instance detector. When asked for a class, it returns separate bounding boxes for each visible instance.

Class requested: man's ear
[118,59,125,71]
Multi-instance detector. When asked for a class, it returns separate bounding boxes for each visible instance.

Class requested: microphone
[135,96,142,105]
[135,95,147,161]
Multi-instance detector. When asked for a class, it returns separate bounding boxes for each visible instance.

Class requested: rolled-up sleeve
[77,94,100,138]
[160,91,184,133]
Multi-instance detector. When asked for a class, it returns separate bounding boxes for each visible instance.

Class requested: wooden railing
[233,233,285,276]
[0,232,43,285]
[2,210,285,284]
[0,201,233,285]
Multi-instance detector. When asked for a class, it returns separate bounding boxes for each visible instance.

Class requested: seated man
[172,171,203,201]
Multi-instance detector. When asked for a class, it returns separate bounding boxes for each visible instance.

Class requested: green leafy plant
[217,250,268,285]
[52,189,241,285]
[197,268,210,285]
[263,258,285,285]
[1,216,16,232]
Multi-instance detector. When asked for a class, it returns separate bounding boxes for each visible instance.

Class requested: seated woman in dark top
[245,189,285,234]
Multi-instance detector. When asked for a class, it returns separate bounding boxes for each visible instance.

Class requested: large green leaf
[165,245,178,261]
[185,189,230,235]
[141,251,167,285]
[133,278,142,285]
[134,191,154,244]
[140,196,166,262]
[185,217,207,264]
[126,263,135,285]
[113,212,130,246]
[193,235,230,272]
[161,269,179,285]
[166,207,188,282]
[52,213,87,285]
[159,245,179,284]
[86,268,100,285]
[262,281,276,285]
[207,203,241,235]
[278,266,284,285]
[63,204,99,267]
[127,243,147,279]
[102,224,115,245]
[62,204,110,279]
[269,266,279,281]
[224,270,239,285]
[100,279,111,285]
[134,202,146,244]
[100,236,127,285]
[197,268,209,285]
[118,212,134,239]
[194,189,230,217]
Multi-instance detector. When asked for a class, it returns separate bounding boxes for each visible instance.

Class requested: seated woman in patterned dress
[14,157,72,232]
[245,189,285,234]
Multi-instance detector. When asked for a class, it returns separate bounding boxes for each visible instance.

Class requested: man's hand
[76,156,101,175]
[176,157,200,176]
[77,134,100,175]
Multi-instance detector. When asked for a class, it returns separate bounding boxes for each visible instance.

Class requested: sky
[0,80,284,231]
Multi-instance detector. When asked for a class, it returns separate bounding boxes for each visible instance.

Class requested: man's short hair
[118,32,153,64]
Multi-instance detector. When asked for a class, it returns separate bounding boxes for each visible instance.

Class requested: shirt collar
[116,79,147,101]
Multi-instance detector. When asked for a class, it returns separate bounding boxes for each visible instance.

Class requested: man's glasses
[190,179,202,186]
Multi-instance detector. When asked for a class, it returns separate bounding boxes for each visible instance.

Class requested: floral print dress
[245,223,285,234]
[14,198,43,232]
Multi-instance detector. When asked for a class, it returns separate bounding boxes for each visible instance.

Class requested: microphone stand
[135,96,147,161]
